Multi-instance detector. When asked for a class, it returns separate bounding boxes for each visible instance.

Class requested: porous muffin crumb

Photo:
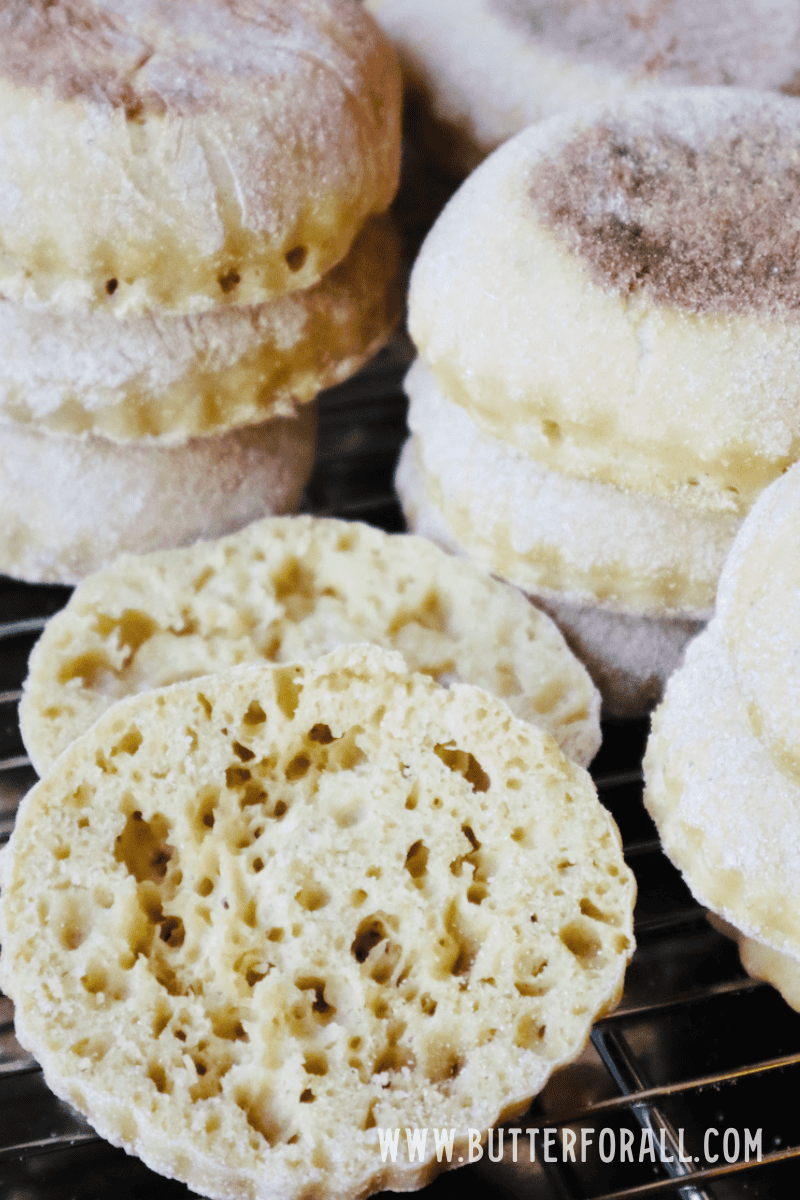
[1,646,635,1200]
[20,515,601,772]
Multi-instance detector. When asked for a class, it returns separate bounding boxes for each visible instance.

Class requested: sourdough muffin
[0,217,402,442]
[0,407,315,584]
[0,0,401,313]
[367,0,800,175]
[20,515,601,771]
[409,89,800,514]
[1,646,634,1200]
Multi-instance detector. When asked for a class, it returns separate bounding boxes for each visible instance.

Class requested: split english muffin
[0,645,634,1200]
[20,515,601,773]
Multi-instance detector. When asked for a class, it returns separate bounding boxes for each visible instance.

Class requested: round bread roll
[0,217,402,443]
[409,88,800,515]
[0,0,401,315]
[399,359,739,616]
[397,437,704,717]
[366,0,800,176]
[644,620,800,961]
[20,514,601,775]
[717,461,800,785]
[0,646,635,1200]
[0,407,315,586]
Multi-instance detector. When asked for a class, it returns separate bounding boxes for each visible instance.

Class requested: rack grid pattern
[1,349,799,1199]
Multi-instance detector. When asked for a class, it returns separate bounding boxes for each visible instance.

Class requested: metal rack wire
[2,347,800,1199]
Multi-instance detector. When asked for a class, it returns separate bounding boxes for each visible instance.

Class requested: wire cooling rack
[2,344,800,1200]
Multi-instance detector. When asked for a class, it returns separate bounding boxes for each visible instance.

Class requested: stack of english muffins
[0,0,403,584]
[644,459,800,1012]
[397,85,800,714]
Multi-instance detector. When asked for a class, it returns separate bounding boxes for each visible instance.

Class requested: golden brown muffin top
[531,90,800,316]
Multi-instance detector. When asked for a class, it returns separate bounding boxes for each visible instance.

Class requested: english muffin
[1,646,635,1200]
[20,515,601,772]
[367,0,800,175]
[0,0,401,314]
[0,408,315,585]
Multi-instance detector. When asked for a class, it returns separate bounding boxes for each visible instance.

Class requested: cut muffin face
[1,646,635,1200]
[0,0,401,314]
[408,88,800,514]
[20,515,601,774]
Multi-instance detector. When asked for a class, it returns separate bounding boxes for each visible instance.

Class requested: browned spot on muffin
[492,0,670,59]
[530,114,800,316]
[490,0,796,85]
[0,0,162,108]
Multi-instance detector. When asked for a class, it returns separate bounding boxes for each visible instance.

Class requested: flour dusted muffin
[644,621,800,962]
[398,437,706,717]
[0,646,635,1200]
[644,470,800,1007]
[409,88,800,515]
[704,913,800,1012]
[0,0,401,314]
[0,407,315,585]
[0,217,402,442]
[399,360,740,616]
[396,363,723,715]
[400,86,800,714]
[366,0,800,175]
[717,460,800,785]
[20,515,601,774]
